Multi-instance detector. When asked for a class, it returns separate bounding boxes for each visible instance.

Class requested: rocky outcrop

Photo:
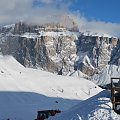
[109,38,120,65]
[1,35,58,72]
[78,63,95,76]
[75,34,119,75]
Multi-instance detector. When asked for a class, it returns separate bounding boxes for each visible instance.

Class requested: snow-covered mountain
[0,22,78,75]
[0,22,120,86]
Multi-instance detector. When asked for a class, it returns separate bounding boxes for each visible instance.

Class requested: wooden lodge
[111,78,120,114]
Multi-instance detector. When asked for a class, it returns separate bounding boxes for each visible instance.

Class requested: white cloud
[0,0,70,25]
[70,13,120,37]
[39,0,54,4]
[0,0,33,24]
[0,0,120,37]
[82,21,120,37]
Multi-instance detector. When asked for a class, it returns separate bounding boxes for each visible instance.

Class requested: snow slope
[21,31,78,38]
[0,55,102,120]
[91,65,120,86]
[83,31,112,38]
[50,90,120,120]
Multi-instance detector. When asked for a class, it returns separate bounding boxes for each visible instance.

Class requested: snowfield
[0,55,119,120]
[50,90,120,120]
[92,65,120,86]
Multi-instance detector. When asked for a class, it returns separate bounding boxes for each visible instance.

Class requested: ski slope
[0,55,102,120]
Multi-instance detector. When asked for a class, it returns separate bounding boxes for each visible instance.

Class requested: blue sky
[32,0,120,23]
[70,0,120,23]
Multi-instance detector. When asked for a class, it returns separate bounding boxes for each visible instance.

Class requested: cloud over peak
[0,0,120,37]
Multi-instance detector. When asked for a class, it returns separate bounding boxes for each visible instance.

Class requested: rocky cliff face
[0,22,77,74]
[75,34,119,75]
[1,36,58,72]
[0,22,120,76]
